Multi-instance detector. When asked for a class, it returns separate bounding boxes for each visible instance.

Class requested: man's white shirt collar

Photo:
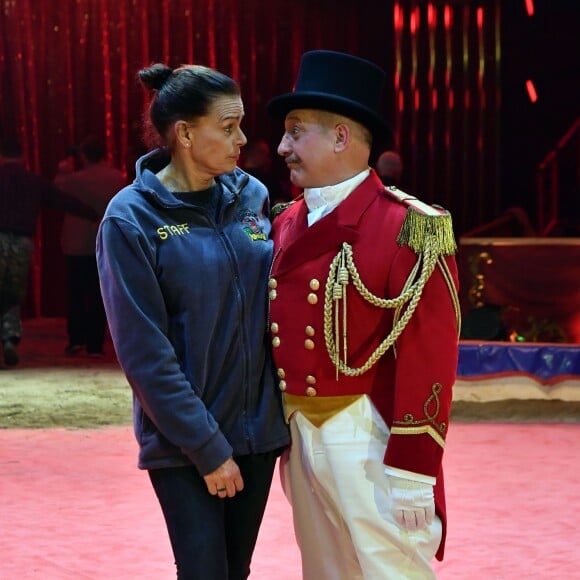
[304,169,370,226]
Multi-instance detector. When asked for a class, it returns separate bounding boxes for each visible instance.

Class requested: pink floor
[2,423,579,579]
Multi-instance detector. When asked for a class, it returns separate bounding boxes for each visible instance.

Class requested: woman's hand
[203,457,244,498]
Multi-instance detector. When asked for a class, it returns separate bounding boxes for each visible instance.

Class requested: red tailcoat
[269,170,459,560]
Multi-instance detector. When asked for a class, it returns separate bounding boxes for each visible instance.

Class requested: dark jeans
[149,453,278,580]
[66,255,106,353]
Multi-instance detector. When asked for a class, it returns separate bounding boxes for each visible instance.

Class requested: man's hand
[388,475,435,531]
[203,457,244,499]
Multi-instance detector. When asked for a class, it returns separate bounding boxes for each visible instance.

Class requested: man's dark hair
[1,139,23,158]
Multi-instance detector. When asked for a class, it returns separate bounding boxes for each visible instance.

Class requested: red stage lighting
[525,80,538,103]
[525,0,535,17]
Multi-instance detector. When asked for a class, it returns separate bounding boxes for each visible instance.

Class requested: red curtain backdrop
[0,0,501,316]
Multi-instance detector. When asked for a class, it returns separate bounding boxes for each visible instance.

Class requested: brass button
[304,339,315,350]
[307,293,318,305]
[309,279,320,291]
[269,278,278,289]
[305,375,317,385]
[279,380,287,391]
[272,336,281,348]
[306,386,317,397]
[269,289,277,300]
[305,325,315,336]
[277,368,286,379]
[270,322,279,334]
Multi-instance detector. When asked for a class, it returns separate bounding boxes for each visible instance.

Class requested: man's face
[276,109,337,189]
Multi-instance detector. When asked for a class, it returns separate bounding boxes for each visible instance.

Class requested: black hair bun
[138,63,173,91]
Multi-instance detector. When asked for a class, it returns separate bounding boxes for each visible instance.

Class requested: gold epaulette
[270,200,296,220]
[384,186,457,257]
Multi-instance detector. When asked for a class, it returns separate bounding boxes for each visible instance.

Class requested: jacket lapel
[273,172,383,276]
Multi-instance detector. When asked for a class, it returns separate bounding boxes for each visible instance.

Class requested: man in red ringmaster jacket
[266,50,460,579]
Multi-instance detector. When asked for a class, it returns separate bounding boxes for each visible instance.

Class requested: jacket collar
[273,170,384,275]
[135,148,248,208]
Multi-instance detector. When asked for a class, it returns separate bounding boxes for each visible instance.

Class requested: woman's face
[187,94,247,176]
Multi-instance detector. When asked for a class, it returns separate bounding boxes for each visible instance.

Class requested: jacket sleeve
[96,215,233,475]
[384,244,460,478]
[44,180,99,221]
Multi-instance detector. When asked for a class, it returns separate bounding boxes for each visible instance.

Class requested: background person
[96,63,289,579]
[56,135,126,357]
[0,139,98,367]
[1,304,21,367]
[376,149,403,187]
[266,50,460,579]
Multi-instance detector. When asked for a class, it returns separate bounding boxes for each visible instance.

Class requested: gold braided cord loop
[324,239,439,377]
[437,256,462,332]
[392,257,422,356]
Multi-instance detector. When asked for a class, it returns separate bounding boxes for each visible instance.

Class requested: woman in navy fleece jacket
[96,63,289,579]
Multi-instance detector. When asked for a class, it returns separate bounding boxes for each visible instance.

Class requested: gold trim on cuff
[390,425,446,449]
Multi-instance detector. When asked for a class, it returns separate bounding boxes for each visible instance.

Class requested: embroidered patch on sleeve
[238,209,267,241]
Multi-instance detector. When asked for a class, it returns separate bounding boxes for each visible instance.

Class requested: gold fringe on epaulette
[396,208,457,256]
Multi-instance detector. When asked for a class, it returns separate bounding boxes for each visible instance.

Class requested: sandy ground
[1,318,578,429]
[0,318,132,429]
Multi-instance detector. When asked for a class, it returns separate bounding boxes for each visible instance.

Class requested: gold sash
[283,392,363,428]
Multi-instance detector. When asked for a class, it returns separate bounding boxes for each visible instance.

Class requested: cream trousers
[281,395,442,580]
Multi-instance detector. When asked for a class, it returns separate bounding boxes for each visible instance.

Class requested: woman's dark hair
[138,63,240,148]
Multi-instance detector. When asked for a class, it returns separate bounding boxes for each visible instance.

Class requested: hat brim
[267,92,393,146]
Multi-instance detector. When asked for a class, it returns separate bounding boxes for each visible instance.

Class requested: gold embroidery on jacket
[391,383,447,448]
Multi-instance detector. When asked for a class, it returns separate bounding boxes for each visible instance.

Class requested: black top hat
[267,50,392,146]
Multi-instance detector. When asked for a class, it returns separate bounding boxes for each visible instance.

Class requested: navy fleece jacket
[96,149,289,474]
